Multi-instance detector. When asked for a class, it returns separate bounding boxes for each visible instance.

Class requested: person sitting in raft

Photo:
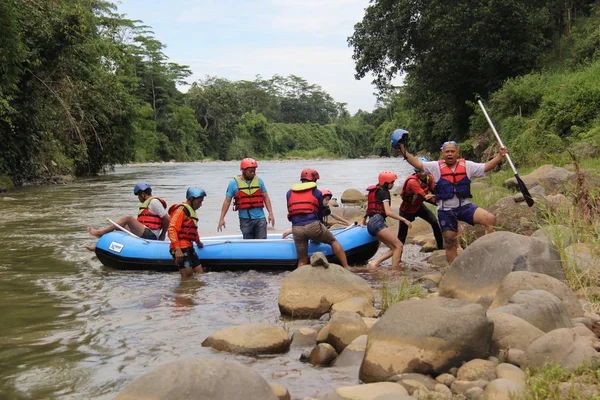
[281,189,351,238]
[286,169,350,269]
[87,181,169,242]
[217,158,275,239]
[168,187,206,279]
[362,171,412,270]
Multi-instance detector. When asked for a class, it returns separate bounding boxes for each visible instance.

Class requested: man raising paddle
[395,134,507,264]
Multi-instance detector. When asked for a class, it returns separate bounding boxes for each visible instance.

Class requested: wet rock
[270,383,291,400]
[291,327,318,348]
[279,256,374,318]
[115,358,278,400]
[308,343,338,366]
[325,311,369,353]
[332,334,367,368]
[201,323,291,355]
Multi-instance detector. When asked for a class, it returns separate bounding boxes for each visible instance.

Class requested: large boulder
[340,188,365,205]
[487,312,544,354]
[564,243,600,272]
[439,232,564,304]
[505,165,575,194]
[489,271,583,318]
[522,328,599,371]
[359,297,493,383]
[488,290,572,333]
[201,323,291,355]
[279,259,374,318]
[486,196,539,236]
[115,358,278,400]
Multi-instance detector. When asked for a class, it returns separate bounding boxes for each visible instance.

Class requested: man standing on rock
[396,136,507,264]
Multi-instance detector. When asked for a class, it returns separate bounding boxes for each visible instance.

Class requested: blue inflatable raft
[94,225,379,272]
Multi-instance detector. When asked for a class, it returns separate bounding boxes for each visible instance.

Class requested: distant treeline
[1,0,599,187]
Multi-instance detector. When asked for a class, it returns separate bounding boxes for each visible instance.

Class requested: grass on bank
[380,277,425,313]
[520,362,600,400]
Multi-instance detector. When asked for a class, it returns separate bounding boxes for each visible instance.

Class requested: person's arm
[159,214,169,240]
[397,144,424,171]
[383,201,412,228]
[330,213,351,225]
[217,197,232,232]
[168,209,185,264]
[262,192,275,227]
[484,146,508,172]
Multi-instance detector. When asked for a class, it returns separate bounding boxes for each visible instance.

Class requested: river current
[0,158,425,399]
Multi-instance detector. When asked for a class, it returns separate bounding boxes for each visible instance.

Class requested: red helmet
[378,170,398,186]
[240,158,258,170]
[321,189,332,198]
[300,168,320,182]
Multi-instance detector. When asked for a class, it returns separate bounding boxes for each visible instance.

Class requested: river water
[0,158,425,399]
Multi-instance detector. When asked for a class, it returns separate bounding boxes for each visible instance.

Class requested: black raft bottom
[96,240,380,273]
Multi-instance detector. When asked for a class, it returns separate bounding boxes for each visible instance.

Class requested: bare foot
[367,261,379,270]
[87,227,103,238]
[85,245,96,252]
[391,263,403,270]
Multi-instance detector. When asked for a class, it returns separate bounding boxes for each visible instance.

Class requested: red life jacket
[366,185,386,216]
[137,197,167,230]
[168,203,199,243]
[400,174,433,214]
[435,159,472,200]
[287,182,319,218]
[233,175,265,210]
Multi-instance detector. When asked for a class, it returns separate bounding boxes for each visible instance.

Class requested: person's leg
[418,205,443,250]
[292,225,309,267]
[377,227,403,269]
[471,206,497,235]
[312,222,350,269]
[239,218,254,239]
[438,209,459,264]
[88,216,147,237]
[254,218,268,239]
[397,211,414,244]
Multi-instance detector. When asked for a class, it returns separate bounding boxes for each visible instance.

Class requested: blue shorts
[438,203,479,233]
[367,214,387,236]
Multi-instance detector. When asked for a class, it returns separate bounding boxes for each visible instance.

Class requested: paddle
[477,100,535,207]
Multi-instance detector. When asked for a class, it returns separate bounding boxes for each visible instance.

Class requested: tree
[349,0,554,149]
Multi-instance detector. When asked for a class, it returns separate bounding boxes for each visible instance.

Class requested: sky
[114,0,385,114]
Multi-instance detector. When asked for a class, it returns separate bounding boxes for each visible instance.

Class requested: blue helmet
[390,129,409,149]
[414,156,430,172]
[186,187,207,200]
[134,181,151,196]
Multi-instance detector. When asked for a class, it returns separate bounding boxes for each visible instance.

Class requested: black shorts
[170,248,201,269]
[141,228,158,240]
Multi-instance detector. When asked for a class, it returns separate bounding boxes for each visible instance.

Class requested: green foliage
[523,361,600,400]
[380,277,424,313]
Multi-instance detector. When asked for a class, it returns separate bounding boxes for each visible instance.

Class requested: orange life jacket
[137,197,167,230]
[287,182,319,218]
[366,185,386,216]
[233,175,265,210]
[168,203,199,243]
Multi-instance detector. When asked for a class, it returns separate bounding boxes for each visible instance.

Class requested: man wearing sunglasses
[396,137,507,264]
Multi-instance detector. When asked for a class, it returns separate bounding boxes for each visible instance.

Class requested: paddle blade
[515,174,534,207]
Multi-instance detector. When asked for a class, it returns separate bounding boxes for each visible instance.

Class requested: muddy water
[0,159,431,399]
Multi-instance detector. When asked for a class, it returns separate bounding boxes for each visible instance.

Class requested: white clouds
[118,0,383,113]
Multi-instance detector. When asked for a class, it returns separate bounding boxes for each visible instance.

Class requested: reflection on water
[0,159,428,399]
